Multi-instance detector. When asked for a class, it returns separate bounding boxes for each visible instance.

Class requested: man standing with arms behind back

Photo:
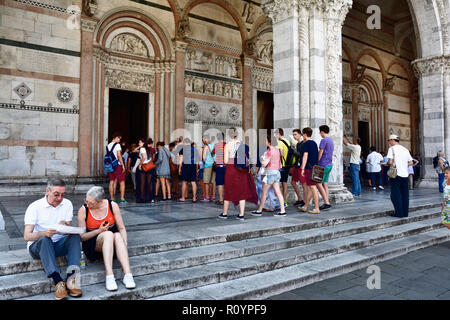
[24,178,83,300]
[317,125,333,210]
[387,134,413,218]
[343,134,362,196]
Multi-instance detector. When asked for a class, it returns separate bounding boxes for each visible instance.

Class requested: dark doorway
[257,91,274,134]
[358,121,370,158]
[108,88,148,145]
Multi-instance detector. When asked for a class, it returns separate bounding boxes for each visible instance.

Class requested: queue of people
[23,128,449,300]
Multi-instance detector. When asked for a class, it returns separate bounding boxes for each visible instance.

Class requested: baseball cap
[388,134,399,141]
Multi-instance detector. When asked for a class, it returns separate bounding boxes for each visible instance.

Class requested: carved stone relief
[185,75,242,99]
[110,33,149,58]
[257,40,273,66]
[105,69,155,92]
[242,3,257,24]
[358,106,371,122]
[185,47,240,79]
[185,49,214,73]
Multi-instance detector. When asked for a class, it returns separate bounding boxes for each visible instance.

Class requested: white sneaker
[378,186,385,190]
[123,273,136,289]
[106,274,118,291]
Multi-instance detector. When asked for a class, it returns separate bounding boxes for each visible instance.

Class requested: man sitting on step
[23,177,83,300]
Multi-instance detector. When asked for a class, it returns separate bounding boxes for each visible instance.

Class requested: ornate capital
[322,0,353,24]
[262,0,299,24]
[412,55,450,77]
[173,40,188,53]
[81,18,96,32]
[176,17,191,40]
[83,0,98,17]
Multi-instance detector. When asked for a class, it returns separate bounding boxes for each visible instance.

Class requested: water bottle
[80,251,86,269]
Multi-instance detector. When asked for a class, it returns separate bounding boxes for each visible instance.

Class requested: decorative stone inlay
[110,33,149,58]
[57,87,73,103]
[412,54,450,77]
[0,102,79,114]
[13,82,32,100]
[105,68,155,92]
[209,105,220,117]
[186,102,200,117]
[228,106,240,121]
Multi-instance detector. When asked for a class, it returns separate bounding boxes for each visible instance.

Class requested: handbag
[387,148,397,179]
[142,160,156,172]
[311,165,325,183]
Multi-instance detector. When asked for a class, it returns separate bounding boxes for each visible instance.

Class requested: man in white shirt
[23,178,82,300]
[343,134,362,196]
[387,135,413,218]
[366,146,384,190]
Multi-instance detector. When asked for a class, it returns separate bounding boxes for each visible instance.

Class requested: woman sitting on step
[78,186,136,291]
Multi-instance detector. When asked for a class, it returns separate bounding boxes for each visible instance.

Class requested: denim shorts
[262,169,281,185]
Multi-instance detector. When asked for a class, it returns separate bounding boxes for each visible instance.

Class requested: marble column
[78,17,97,177]
[323,0,353,203]
[241,55,254,132]
[262,0,300,130]
[413,55,450,187]
[174,40,188,132]
[263,0,353,203]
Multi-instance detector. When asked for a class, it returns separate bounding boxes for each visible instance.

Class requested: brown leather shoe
[55,281,68,300]
[66,275,83,298]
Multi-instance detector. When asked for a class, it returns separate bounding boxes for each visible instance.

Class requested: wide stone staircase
[0,201,448,300]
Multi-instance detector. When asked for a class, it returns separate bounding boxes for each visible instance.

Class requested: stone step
[0,203,440,277]
[150,228,450,300]
[16,217,445,300]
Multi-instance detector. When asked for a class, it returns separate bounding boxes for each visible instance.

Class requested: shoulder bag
[387,148,397,179]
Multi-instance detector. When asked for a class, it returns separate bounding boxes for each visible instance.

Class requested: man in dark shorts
[178,138,199,202]
[275,128,291,208]
[213,132,226,205]
[107,133,127,205]
[291,129,306,207]
[298,127,320,214]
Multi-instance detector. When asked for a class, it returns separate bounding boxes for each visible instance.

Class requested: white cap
[388,134,399,141]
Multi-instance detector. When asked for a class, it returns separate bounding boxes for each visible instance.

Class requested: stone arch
[406,0,446,57]
[354,49,387,85]
[95,8,174,59]
[182,0,248,52]
[166,0,182,26]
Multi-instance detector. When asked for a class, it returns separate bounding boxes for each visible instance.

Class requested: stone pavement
[268,240,450,300]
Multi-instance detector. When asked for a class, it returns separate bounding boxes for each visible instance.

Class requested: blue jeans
[439,173,445,193]
[390,176,409,217]
[350,164,361,196]
[370,171,382,188]
[29,235,81,278]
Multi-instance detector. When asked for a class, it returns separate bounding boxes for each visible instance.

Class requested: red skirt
[224,163,258,206]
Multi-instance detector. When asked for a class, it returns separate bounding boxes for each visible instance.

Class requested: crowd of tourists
[22,127,450,300]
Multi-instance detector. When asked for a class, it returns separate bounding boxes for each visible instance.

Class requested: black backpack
[433,156,439,168]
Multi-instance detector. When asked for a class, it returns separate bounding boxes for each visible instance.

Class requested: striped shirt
[213,142,226,166]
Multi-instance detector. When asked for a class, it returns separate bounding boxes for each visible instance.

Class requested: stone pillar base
[328,184,354,204]
[285,182,354,205]
[417,178,439,189]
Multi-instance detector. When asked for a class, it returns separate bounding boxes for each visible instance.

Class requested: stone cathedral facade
[0,0,449,199]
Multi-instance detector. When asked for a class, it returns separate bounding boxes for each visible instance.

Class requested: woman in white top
[136,138,155,203]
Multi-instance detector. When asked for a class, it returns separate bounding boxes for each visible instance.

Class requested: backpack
[433,156,439,169]
[280,139,296,167]
[104,143,119,173]
[234,143,251,172]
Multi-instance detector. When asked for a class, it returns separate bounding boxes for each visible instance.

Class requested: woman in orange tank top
[78,186,135,291]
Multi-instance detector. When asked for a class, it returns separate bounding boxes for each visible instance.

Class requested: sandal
[177,199,186,202]
[192,199,197,203]
[298,206,307,212]
[215,201,224,205]
[308,209,320,214]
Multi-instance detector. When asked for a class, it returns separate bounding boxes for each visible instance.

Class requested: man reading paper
[23,178,83,300]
